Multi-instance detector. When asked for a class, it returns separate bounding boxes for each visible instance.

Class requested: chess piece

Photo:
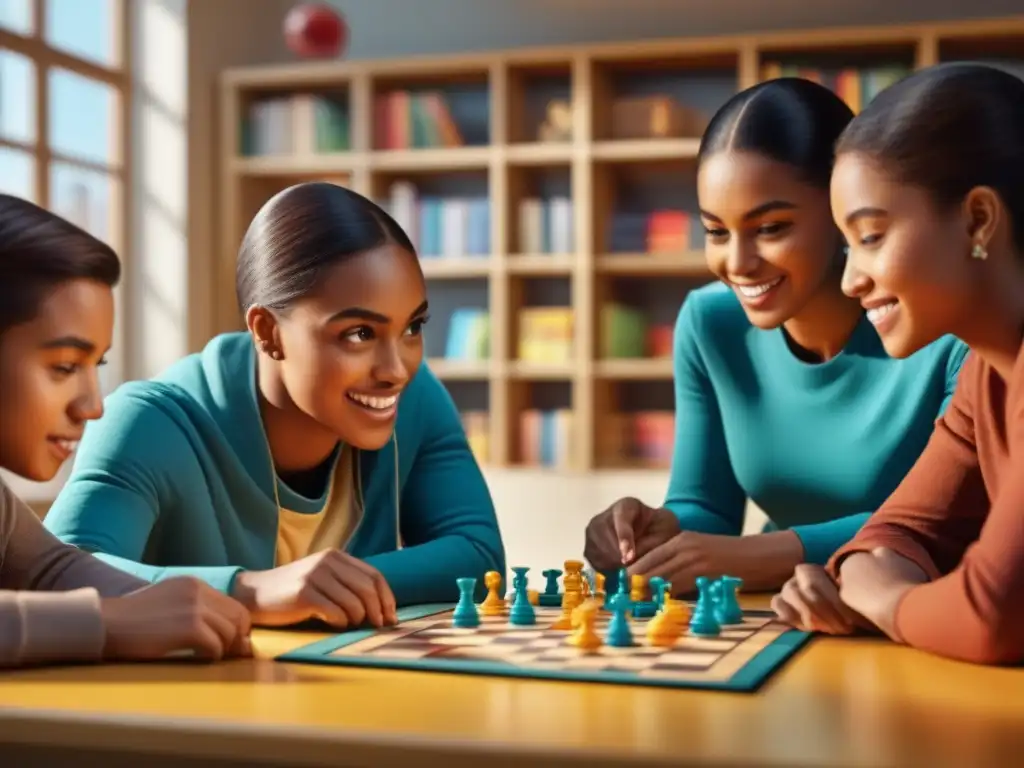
[714,575,744,625]
[648,576,667,608]
[452,577,480,628]
[646,605,682,647]
[508,567,536,625]
[605,591,634,647]
[689,576,721,636]
[568,600,602,651]
[480,570,505,616]
[630,574,647,603]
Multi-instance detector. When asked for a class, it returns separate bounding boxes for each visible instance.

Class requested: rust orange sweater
[828,346,1024,665]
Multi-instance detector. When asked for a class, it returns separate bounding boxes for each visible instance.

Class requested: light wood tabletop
[1,594,1023,768]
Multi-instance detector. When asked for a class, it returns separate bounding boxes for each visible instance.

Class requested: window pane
[48,68,117,166]
[0,50,35,144]
[46,0,117,66]
[0,146,35,202]
[0,0,33,34]
[50,162,118,247]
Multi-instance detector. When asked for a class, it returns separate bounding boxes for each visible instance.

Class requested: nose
[724,235,760,277]
[373,340,411,387]
[841,249,871,299]
[69,370,104,423]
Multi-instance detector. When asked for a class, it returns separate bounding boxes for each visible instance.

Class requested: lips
[865,300,898,326]
[345,391,400,420]
[733,277,784,298]
[47,437,80,461]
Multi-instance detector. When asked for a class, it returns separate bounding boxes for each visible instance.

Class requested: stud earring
[971,243,988,260]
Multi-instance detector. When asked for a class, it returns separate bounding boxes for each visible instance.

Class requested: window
[0,0,128,389]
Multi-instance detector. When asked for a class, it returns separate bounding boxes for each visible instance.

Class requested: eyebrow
[327,300,429,325]
[699,200,798,223]
[844,207,888,225]
[40,335,96,353]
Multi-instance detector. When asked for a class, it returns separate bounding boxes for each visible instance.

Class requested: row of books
[760,63,910,113]
[385,182,490,258]
[619,411,674,468]
[609,210,694,253]
[518,307,573,363]
[462,411,490,464]
[520,409,574,468]
[518,197,574,254]
[374,90,466,150]
[243,94,349,156]
[444,308,490,361]
[601,303,673,359]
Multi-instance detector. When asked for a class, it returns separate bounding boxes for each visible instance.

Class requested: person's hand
[837,548,929,640]
[100,577,252,661]
[230,550,397,629]
[584,497,680,571]
[624,531,739,594]
[771,564,866,635]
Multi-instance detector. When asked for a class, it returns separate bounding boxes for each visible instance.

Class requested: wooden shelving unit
[219,16,1024,473]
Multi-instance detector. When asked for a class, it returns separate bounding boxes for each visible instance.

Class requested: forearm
[727,530,805,590]
[364,535,505,606]
[0,589,106,667]
[791,512,872,566]
[667,503,743,536]
[91,552,243,594]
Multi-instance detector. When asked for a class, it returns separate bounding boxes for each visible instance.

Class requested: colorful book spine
[383,182,490,258]
[517,196,574,254]
[759,63,912,113]
[444,309,489,361]
[609,210,692,252]
[243,94,349,155]
[461,411,490,464]
[374,90,465,149]
[519,409,573,468]
[517,307,574,363]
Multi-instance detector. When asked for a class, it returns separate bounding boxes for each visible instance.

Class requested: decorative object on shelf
[284,3,348,59]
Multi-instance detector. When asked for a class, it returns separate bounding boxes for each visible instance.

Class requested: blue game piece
[648,576,667,608]
[605,591,634,647]
[452,577,480,628]
[539,568,563,606]
[508,566,536,625]
[714,575,744,625]
[689,576,721,636]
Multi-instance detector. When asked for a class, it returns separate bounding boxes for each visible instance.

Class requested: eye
[51,363,79,378]
[859,233,883,246]
[757,221,791,237]
[405,315,430,337]
[342,326,375,343]
[703,226,728,241]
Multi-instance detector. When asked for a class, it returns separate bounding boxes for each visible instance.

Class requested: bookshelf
[219,16,1024,473]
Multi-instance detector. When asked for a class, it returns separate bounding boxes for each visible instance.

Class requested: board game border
[277,603,813,692]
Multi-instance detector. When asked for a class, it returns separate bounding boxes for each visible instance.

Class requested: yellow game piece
[662,595,690,627]
[646,609,682,647]
[551,588,583,630]
[595,572,606,597]
[568,600,602,651]
[630,574,647,603]
[528,589,539,605]
[480,571,505,616]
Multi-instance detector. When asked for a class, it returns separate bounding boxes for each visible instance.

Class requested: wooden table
[1,594,1023,768]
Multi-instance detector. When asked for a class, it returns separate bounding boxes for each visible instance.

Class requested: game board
[278,602,810,692]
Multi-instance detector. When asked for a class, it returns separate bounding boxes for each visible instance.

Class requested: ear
[962,186,1002,251]
[245,305,281,358]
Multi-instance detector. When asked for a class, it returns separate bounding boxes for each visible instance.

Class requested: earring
[971,243,988,260]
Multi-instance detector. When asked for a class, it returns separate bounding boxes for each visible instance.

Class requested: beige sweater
[0,477,145,667]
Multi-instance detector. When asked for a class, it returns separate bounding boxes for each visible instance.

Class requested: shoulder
[674,282,750,342]
[899,335,971,382]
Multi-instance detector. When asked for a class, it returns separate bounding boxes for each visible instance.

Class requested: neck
[256,358,338,475]
[781,280,865,363]
[955,257,1024,382]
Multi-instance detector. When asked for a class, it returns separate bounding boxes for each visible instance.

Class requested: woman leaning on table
[0,194,251,667]
[583,77,969,595]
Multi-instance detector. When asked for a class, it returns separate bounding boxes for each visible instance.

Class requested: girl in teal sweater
[584,79,968,595]
[44,182,506,629]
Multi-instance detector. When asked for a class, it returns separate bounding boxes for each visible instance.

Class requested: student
[771,63,1024,665]
[584,79,968,594]
[0,194,251,667]
[43,182,505,628]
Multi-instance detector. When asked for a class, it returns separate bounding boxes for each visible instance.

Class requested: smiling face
[831,152,978,358]
[0,279,113,481]
[266,242,428,451]
[698,150,844,329]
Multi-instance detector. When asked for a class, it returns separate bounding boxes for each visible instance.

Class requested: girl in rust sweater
[0,194,251,667]
[772,62,1024,665]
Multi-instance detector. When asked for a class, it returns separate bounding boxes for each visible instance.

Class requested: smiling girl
[773,62,1024,664]
[584,78,968,596]
[42,182,506,628]
[0,194,250,666]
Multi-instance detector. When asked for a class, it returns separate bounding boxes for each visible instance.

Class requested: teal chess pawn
[452,577,480,628]
[688,576,721,636]
[508,566,536,625]
[714,575,744,625]
[539,568,563,607]
[605,591,634,647]
[648,576,667,608]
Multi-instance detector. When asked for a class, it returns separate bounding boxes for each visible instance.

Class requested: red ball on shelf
[283,3,347,59]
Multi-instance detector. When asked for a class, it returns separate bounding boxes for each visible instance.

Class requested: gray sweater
[0,477,145,666]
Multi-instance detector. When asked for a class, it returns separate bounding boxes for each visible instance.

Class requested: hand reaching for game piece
[771,564,868,635]
[231,550,397,629]
[836,548,930,640]
[584,496,680,570]
[623,530,741,594]
[100,577,253,661]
